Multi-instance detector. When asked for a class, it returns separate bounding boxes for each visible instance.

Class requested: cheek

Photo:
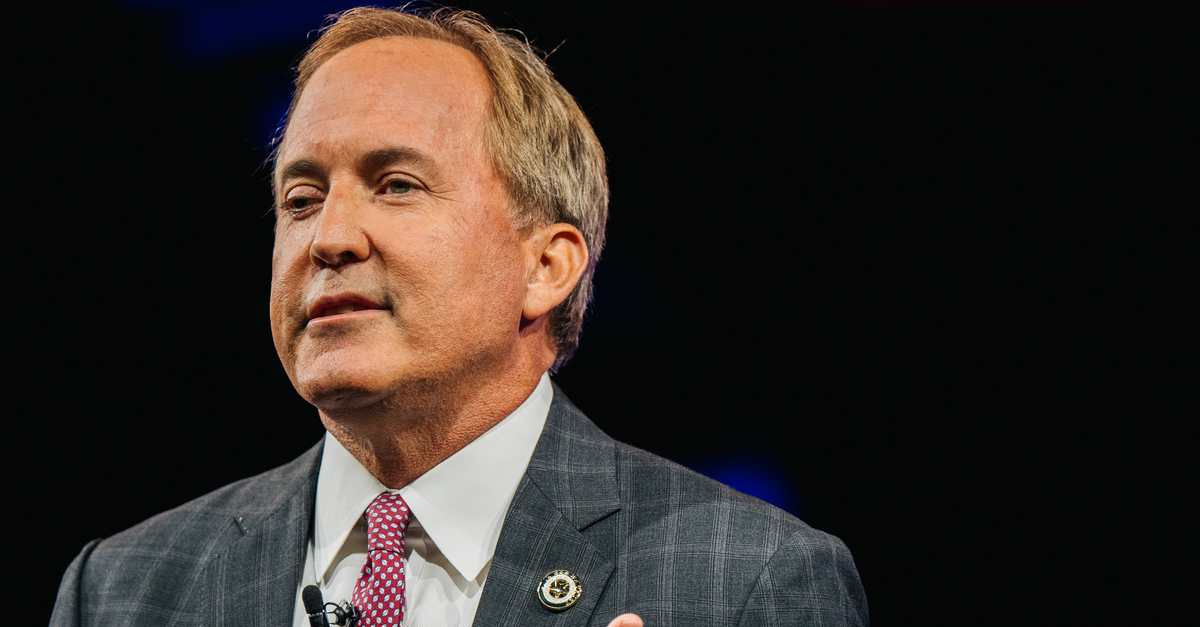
[448,219,524,295]
[272,225,308,272]
[269,234,312,340]
[391,226,522,326]
[268,279,296,355]
[271,225,314,293]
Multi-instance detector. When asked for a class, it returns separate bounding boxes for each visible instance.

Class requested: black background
[24,0,1192,624]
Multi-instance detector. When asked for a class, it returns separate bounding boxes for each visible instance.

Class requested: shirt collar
[312,373,552,582]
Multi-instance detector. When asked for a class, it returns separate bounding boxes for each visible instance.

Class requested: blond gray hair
[278,6,608,370]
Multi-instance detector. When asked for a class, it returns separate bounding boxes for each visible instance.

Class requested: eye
[282,185,324,214]
[386,180,414,195]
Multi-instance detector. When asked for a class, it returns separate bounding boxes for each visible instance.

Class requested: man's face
[270,36,531,412]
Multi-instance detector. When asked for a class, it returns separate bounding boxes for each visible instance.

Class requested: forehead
[278,36,492,177]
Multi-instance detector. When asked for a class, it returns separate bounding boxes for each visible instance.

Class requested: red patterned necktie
[352,493,411,626]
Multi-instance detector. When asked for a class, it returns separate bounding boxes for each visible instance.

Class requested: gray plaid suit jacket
[53,384,868,626]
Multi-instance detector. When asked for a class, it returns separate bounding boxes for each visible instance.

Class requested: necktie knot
[364,493,410,553]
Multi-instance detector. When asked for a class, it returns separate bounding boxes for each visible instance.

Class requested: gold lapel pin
[537,569,582,610]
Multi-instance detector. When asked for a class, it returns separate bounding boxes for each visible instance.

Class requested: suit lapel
[473,384,621,627]
[203,444,321,627]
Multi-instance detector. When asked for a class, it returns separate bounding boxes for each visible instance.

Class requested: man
[52,7,868,627]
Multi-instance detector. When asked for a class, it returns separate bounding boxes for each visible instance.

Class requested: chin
[294,365,395,411]
[308,387,390,412]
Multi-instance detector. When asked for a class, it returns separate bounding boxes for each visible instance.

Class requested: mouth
[308,294,387,323]
[317,303,372,317]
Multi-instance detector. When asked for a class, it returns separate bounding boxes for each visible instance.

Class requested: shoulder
[610,442,869,625]
[616,440,811,530]
[543,386,868,625]
[95,440,321,558]
[51,442,322,625]
[547,385,834,552]
[612,439,848,567]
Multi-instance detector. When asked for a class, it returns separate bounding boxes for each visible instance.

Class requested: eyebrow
[277,147,443,188]
[277,159,323,187]
[359,147,441,180]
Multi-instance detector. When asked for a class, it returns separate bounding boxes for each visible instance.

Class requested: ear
[522,223,588,320]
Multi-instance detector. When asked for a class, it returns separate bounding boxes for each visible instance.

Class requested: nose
[309,189,371,269]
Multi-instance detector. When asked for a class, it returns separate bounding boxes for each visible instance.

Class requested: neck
[318,364,546,489]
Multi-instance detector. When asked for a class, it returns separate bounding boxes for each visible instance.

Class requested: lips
[308,294,387,322]
[318,302,370,317]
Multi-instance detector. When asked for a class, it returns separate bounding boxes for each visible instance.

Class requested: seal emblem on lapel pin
[538,570,582,610]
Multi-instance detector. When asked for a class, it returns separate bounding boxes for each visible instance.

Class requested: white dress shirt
[292,374,553,627]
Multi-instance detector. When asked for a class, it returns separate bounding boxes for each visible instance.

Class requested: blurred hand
[605,614,644,627]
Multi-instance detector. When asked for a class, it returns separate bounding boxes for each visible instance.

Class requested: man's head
[268,7,604,423]
[275,6,607,369]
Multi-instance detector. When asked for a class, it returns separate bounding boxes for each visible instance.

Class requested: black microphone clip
[325,600,358,626]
